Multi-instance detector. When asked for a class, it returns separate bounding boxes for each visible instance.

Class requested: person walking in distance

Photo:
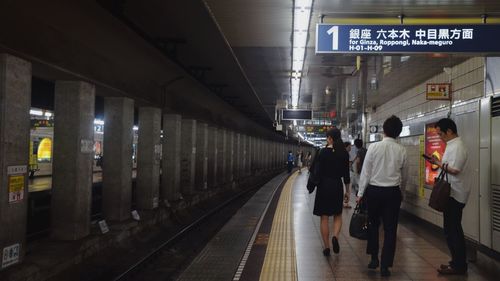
[427,118,469,275]
[314,128,350,256]
[356,115,408,277]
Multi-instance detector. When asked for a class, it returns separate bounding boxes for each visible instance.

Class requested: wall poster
[425,123,447,186]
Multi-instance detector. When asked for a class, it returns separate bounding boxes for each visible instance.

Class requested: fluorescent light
[94,119,104,125]
[295,0,312,7]
[290,0,313,109]
[30,109,43,116]
[44,112,52,117]
[293,31,308,47]
[294,8,311,31]
[292,60,304,72]
[133,126,139,131]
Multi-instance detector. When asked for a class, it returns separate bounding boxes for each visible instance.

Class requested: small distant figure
[305,151,312,170]
[297,150,303,174]
[287,150,294,174]
[352,139,367,194]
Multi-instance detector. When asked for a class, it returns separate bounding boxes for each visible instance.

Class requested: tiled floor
[292,171,495,281]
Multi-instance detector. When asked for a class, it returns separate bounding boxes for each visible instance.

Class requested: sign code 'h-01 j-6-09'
[316,24,500,54]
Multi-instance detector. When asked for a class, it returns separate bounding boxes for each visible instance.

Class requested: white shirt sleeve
[400,148,408,197]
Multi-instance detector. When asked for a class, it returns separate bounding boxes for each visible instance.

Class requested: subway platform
[177,171,499,281]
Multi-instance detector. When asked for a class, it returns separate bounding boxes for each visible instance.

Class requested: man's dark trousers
[365,185,402,268]
[444,197,467,271]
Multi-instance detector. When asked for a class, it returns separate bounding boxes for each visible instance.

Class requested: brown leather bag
[429,164,451,212]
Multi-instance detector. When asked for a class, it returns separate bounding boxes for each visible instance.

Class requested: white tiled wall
[366,57,484,229]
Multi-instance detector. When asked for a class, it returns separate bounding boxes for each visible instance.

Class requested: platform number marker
[327,26,339,50]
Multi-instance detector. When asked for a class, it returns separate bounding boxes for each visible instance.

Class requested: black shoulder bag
[306,149,322,193]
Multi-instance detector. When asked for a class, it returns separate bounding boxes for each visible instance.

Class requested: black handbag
[429,164,451,212]
[306,149,322,193]
[349,201,368,240]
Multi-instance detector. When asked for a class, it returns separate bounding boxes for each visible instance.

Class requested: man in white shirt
[429,118,468,275]
[356,115,407,277]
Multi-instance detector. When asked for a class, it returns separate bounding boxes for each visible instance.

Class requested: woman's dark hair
[435,118,457,134]
[383,115,403,138]
[344,141,351,148]
[326,128,346,152]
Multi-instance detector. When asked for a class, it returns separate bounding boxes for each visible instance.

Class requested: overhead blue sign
[316,24,500,53]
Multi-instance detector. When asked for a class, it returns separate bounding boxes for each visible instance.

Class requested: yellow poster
[419,135,425,198]
[8,175,24,203]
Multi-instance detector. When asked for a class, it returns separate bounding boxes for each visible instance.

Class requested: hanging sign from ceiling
[426,83,452,100]
[282,109,313,120]
[316,24,500,53]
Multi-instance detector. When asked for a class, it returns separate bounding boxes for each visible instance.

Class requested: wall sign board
[316,24,500,53]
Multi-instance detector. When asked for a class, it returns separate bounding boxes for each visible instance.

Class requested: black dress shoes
[367,258,379,269]
[323,248,330,256]
[437,265,467,275]
[331,236,340,253]
[380,267,391,277]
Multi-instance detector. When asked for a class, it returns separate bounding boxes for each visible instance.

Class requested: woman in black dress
[314,128,351,256]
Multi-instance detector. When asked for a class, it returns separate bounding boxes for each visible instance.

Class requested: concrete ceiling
[204,0,500,124]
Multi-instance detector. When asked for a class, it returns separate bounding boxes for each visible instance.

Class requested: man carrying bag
[426,118,469,275]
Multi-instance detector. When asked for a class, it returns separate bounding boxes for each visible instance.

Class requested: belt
[368,184,399,189]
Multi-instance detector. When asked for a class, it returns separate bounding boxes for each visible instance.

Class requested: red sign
[426,83,451,100]
[425,123,447,186]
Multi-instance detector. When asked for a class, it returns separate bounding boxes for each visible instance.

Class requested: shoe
[437,266,467,275]
[331,236,339,253]
[440,264,450,270]
[380,267,391,277]
[368,258,380,269]
[323,248,330,256]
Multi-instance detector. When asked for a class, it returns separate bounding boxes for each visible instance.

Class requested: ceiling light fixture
[291,0,313,108]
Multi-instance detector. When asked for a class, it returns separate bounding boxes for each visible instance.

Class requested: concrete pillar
[207,126,218,188]
[258,139,263,172]
[161,114,182,202]
[180,119,196,195]
[0,54,30,269]
[245,135,251,176]
[195,122,208,190]
[217,128,226,184]
[137,107,161,210]
[226,131,234,184]
[52,81,95,240]
[252,137,257,174]
[235,133,241,180]
[103,97,134,222]
[239,134,248,178]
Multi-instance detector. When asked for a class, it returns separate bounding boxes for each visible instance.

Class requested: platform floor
[178,170,498,281]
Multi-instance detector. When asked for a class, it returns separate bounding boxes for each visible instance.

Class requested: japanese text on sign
[316,24,500,53]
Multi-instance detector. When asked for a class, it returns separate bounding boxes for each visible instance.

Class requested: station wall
[366,57,487,245]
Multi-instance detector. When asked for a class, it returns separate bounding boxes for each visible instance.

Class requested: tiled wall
[365,57,484,232]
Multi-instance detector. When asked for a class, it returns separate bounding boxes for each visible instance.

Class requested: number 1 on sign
[327,26,339,50]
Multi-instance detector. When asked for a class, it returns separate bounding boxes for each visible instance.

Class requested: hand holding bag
[428,164,451,212]
[349,201,368,240]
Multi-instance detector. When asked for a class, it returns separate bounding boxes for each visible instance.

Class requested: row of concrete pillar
[0,53,304,269]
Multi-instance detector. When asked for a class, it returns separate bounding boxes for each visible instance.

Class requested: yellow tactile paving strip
[259,172,298,281]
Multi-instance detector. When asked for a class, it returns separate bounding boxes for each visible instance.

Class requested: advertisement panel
[425,123,447,186]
